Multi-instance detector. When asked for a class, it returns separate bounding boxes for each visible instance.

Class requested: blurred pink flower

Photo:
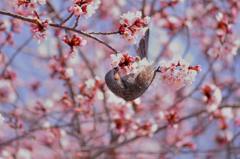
[16,148,31,159]
[69,0,101,18]
[0,80,16,103]
[202,84,222,112]
[135,119,158,136]
[17,0,46,7]
[111,104,135,134]
[63,34,87,51]
[208,35,240,58]
[30,18,48,41]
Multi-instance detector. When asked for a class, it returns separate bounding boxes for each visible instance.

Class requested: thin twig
[1,36,32,76]
[0,10,118,54]
[88,31,120,35]
[60,13,74,25]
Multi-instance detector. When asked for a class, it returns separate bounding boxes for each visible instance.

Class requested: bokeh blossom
[0,0,239,158]
[208,35,240,59]
[30,13,49,41]
[135,119,158,136]
[69,0,101,18]
[202,84,222,112]
[0,80,16,103]
[63,34,87,52]
[17,0,46,7]
[78,77,103,104]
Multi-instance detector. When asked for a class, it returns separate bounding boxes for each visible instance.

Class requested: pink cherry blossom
[63,34,87,52]
[135,119,158,136]
[69,0,101,18]
[0,80,16,103]
[110,53,152,76]
[0,1,239,158]
[208,34,240,58]
[17,0,46,7]
[119,11,150,43]
[159,58,201,89]
[202,84,222,112]
[30,13,49,41]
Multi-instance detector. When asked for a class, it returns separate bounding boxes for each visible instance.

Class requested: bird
[105,29,157,101]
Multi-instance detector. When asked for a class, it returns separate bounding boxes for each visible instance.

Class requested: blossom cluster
[69,0,101,18]
[208,34,240,58]
[49,55,73,80]
[110,53,152,76]
[159,58,201,89]
[119,11,150,43]
[78,77,103,104]
[215,12,232,41]
[111,103,157,137]
[0,0,240,158]
[63,34,87,52]
[159,110,180,128]
[30,11,49,41]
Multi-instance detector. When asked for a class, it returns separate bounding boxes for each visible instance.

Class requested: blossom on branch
[208,34,240,59]
[110,53,152,76]
[30,12,48,41]
[78,77,103,104]
[119,11,150,43]
[111,104,135,135]
[135,119,158,136]
[63,34,87,52]
[202,84,222,112]
[159,58,201,89]
[69,0,101,18]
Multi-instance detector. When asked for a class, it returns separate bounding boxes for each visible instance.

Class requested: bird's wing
[137,29,150,59]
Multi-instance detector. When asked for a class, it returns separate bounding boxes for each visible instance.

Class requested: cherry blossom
[17,0,46,7]
[69,0,101,18]
[78,77,103,104]
[111,104,135,134]
[159,58,201,89]
[215,130,233,145]
[110,53,152,76]
[135,119,158,136]
[0,80,16,103]
[119,11,150,43]
[159,110,180,128]
[63,34,87,52]
[202,84,222,112]
[30,12,49,41]
[0,0,239,158]
[208,34,240,58]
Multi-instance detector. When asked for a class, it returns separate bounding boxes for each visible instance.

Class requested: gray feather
[137,29,150,58]
[105,65,155,101]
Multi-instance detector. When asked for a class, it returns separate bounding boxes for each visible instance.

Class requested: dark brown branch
[0,10,118,54]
